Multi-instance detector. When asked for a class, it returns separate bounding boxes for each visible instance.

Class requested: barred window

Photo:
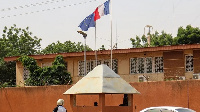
[103,60,111,67]
[78,60,97,76]
[86,60,95,74]
[138,58,145,73]
[102,59,118,73]
[86,61,91,74]
[112,59,118,73]
[97,60,102,66]
[130,58,137,74]
[185,55,193,72]
[23,67,30,80]
[130,57,162,74]
[78,61,85,76]
[155,57,163,73]
[78,59,118,76]
[146,57,152,73]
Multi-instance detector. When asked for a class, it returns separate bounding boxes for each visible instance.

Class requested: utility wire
[96,37,110,42]
[1,0,67,12]
[154,0,182,34]
[190,1,200,24]
[0,0,97,19]
[191,14,200,25]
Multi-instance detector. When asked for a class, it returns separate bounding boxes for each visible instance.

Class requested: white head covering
[57,99,64,105]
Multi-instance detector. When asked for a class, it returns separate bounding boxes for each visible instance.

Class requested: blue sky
[0,0,200,50]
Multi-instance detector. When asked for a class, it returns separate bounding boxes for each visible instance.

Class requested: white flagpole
[110,0,113,70]
[84,36,86,76]
[95,22,97,66]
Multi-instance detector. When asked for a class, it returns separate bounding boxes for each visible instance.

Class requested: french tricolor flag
[78,0,110,31]
[94,0,110,21]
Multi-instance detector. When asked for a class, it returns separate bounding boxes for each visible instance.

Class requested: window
[185,55,193,72]
[103,60,110,67]
[112,59,118,73]
[130,58,137,74]
[78,59,118,76]
[23,67,30,80]
[86,60,95,74]
[145,109,161,112]
[78,61,85,76]
[130,57,163,74]
[138,58,145,73]
[146,57,152,73]
[155,57,163,73]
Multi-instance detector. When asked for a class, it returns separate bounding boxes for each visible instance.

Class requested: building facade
[4,44,200,86]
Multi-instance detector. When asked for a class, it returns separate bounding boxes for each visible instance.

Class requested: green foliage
[0,82,8,88]
[41,41,92,54]
[99,45,106,50]
[174,25,200,44]
[130,25,200,48]
[130,31,175,48]
[0,24,42,87]
[130,36,143,48]
[150,31,174,47]
[18,55,72,86]
[0,58,16,87]
[1,24,41,57]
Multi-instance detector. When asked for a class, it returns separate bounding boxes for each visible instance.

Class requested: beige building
[4,44,200,86]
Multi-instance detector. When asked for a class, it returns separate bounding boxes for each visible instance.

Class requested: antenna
[144,25,153,47]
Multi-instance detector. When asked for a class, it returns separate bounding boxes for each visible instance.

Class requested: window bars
[78,59,118,76]
[130,57,163,74]
[185,55,193,72]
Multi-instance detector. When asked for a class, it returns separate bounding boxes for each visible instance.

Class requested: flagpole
[95,22,97,66]
[84,36,86,76]
[110,0,113,70]
[77,31,87,76]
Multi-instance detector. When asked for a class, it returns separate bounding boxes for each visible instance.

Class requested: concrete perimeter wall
[0,80,200,112]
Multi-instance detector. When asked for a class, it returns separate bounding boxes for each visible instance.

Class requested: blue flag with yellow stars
[79,13,95,31]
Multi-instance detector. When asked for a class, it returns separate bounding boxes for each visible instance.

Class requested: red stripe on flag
[94,7,100,21]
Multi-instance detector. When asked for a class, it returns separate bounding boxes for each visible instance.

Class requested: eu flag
[79,13,95,31]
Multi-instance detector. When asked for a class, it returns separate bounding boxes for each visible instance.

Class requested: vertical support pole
[77,31,87,76]
[128,94,133,106]
[69,94,76,112]
[110,0,113,70]
[128,94,133,112]
[144,25,153,47]
[147,35,151,47]
[99,94,105,112]
[70,94,76,106]
[95,22,97,67]
[84,37,86,76]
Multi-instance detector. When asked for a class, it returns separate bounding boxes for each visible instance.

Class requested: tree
[0,59,16,87]
[18,55,72,86]
[1,24,41,56]
[130,31,174,48]
[0,24,42,87]
[130,25,200,48]
[130,35,143,48]
[174,25,200,44]
[41,41,92,54]
[99,45,106,50]
[150,31,174,46]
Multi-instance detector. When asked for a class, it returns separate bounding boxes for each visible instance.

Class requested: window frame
[154,57,164,73]
[130,57,163,74]
[185,54,193,72]
[78,59,118,76]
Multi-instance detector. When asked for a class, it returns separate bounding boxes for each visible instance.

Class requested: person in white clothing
[53,99,67,112]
